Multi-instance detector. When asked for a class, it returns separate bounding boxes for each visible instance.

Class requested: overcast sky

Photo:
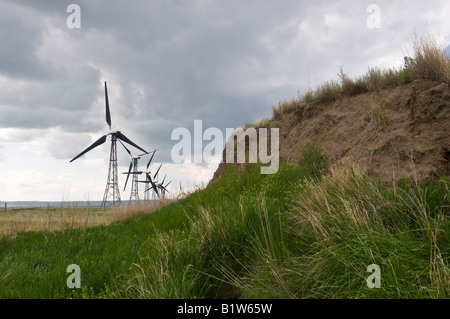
[0,0,449,201]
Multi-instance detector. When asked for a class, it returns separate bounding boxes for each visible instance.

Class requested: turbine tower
[120,140,151,203]
[156,174,171,199]
[122,149,159,202]
[103,132,121,207]
[141,162,162,201]
[70,82,148,208]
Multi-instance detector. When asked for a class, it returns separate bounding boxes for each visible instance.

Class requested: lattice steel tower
[129,157,140,202]
[120,140,150,204]
[102,134,121,207]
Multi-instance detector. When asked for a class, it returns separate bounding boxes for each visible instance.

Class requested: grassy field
[0,145,448,299]
[0,200,174,238]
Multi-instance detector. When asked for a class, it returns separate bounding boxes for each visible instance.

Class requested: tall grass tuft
[271,34,448,119]
[298,142,329,180]
[339,68,369,96]
[410,33,450,83]
[289,33,448,111]
[313,81,342,104]
[273,99,302,118]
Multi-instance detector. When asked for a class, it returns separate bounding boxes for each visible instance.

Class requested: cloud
[0,168,105,201]
[0,144,5,161]
[44,129,93,160]
[0,1,53,80]
[1,0,450,200]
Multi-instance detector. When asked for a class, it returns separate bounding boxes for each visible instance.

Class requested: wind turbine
[157,174,171,199]
[70,81,148,208]
[177,181,188,199]
[119,140,150,203]
[144,163,163,200]
[122,149,159,202]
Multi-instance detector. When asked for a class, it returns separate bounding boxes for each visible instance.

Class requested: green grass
[0,145,449,299]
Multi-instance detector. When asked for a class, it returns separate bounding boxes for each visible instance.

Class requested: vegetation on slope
[273,33,450,118]
[0,145,448,298]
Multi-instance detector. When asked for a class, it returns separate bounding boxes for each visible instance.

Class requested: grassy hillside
[1,145,449,298]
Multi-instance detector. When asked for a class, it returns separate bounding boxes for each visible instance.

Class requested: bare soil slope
[212,79,450,184]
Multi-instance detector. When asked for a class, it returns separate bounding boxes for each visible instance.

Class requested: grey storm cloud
[0,67,101,131]
[1,0,449,164]
[0,2,52,80]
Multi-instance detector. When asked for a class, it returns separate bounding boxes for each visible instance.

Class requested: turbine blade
[165,180,172,188]
[118,139,132,156]
[105,82,111,130]
[153,163,163,179]
[143,180,159,198]
[123,160,133,191]
[161,174,167,185]
[146,173,159,197]
[146,150,156,169]
[117,132,147,154]
[152,182,160,197]
[70,135,107,162]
